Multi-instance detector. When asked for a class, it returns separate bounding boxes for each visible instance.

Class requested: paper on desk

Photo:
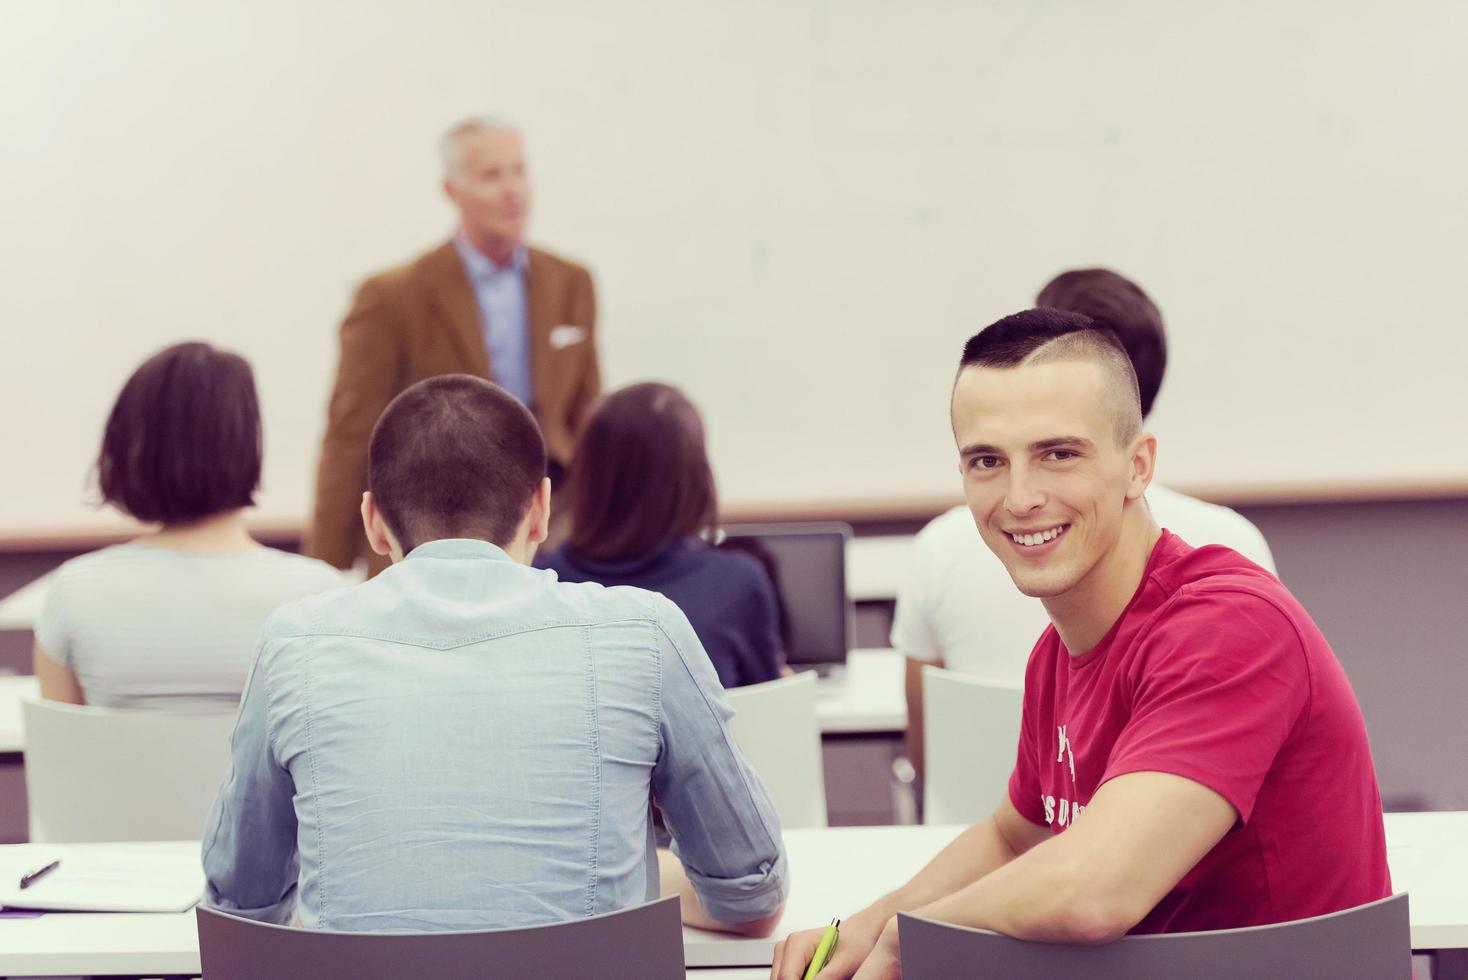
[0,841,203,913]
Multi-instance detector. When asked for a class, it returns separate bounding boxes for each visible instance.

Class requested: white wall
[3,0,1466,537]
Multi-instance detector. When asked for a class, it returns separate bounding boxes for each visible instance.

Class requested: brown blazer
[305,240,599,571]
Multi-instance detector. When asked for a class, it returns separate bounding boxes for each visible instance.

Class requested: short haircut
[1035,268,1166,417]
[566,382,717,563]
[96,341,260,524]
[368,375,546,552]
[957,308,1143,445]
[439,115,518,181]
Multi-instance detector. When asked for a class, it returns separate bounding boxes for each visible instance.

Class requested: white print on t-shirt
[1056,724,1076,781]
[1042,723,1085,828]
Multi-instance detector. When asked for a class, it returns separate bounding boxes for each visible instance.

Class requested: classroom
[1,2,1466,978]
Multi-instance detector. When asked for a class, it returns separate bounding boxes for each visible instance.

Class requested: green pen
[802,917,840,979]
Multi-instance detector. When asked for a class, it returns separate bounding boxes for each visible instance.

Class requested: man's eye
[972,456,1001,470]
[1046,450,1076,462]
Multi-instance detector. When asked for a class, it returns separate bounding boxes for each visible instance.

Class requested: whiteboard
[3,0,1466,540]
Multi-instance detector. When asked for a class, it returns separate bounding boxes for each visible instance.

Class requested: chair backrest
[921,666,1023,825]
[22,698,236,843]
[196,896,685,980]
[724,670,828,828]
[898,893,1411,980]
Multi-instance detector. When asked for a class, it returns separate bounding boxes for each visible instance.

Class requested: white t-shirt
[35,543,347,710]
[890,485,1277,682]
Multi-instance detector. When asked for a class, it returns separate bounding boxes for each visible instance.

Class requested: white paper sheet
[0,840,203,913]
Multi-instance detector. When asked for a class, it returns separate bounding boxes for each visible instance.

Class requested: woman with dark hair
[33,342,344,709]
[537,382,783,688]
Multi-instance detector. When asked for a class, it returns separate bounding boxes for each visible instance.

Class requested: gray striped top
[35,543,347,710]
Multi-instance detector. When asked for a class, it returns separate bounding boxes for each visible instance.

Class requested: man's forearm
[860,816,1022,924]
[908,834,1104,943]
[658,849,782,937]
[910,771,1240,944]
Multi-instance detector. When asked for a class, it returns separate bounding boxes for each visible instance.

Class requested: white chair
[921,666,1023,825]
[22,698,237,843]
[724,671,828,828]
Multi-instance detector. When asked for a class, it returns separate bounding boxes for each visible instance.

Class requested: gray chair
[898,893,1410,979]
[196,896,685,980]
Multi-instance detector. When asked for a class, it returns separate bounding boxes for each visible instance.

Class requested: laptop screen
[717,522,852,667]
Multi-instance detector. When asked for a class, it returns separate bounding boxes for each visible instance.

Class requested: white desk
[0,533,919,633]
[815,649,906,734]
[683,824,957,966]
[2,816,1463,977]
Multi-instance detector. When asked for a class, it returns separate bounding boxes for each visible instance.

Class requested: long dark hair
[565,382,717,562]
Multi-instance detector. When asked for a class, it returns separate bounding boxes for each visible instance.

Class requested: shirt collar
[453,233,528,282]
[404,538,516,563]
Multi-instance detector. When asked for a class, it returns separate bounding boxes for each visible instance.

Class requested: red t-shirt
[1007,531,1391,933]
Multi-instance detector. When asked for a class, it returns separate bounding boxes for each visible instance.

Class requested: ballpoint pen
[803,917,840,980]
[19,859,61,890]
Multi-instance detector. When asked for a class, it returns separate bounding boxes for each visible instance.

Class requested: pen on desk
[803,917,840,980]
[19,859,61,890]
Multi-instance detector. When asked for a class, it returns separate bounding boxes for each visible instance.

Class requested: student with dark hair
[1035,269,1168,416]
[537,382,783,688]
[772,310,1390,978]
[204,375,787,935]
[33,342,343,710]
[894,269,1275,777]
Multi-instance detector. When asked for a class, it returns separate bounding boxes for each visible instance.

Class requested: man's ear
[1125,432,1158,501]
[360,491,400,559]
[526,477,552,545]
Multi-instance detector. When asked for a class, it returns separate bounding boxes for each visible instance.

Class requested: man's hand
[769,908,891,979]
[850,917,902,980]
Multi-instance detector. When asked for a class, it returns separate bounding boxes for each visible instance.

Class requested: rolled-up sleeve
[650,598,789,923]
[201,636,298,923]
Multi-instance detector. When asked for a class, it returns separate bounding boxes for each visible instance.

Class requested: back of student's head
[97,341,261,525]
[368,375,546,551]
[1035,268,1166,417]
[566,382,716,562]
[958,308,1144,445]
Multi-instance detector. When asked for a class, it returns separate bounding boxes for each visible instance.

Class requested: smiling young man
[771,310,1390,979]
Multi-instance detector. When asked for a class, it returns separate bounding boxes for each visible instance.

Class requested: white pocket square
[548,324,588,350]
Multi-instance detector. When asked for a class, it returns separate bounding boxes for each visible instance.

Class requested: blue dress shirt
[203,538,787,931]
[454,236,533,407]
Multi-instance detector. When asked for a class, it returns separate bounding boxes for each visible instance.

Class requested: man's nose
[1004,465,1046,516]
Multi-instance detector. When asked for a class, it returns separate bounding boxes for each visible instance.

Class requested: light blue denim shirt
[202,538,787,932]
[454,235,533,407]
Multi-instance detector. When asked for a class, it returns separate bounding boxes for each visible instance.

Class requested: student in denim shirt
[204,376,788,934]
